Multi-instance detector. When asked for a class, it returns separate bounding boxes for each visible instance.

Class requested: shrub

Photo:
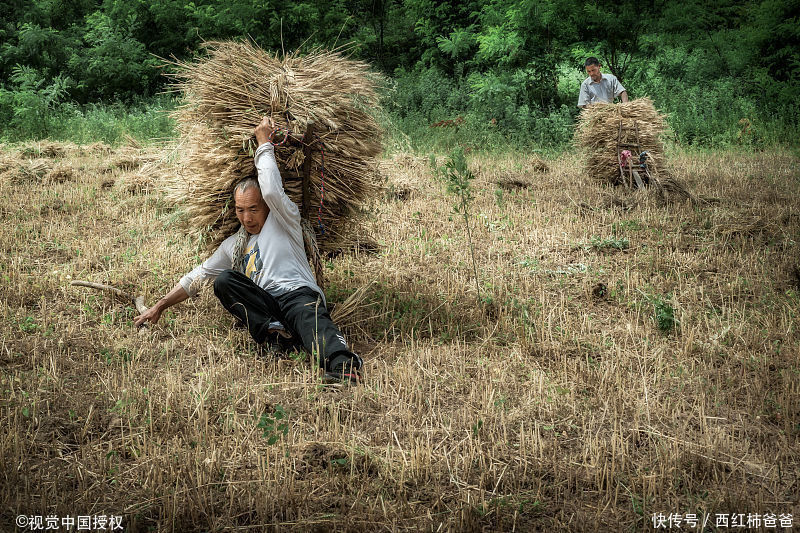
[0,66,69,140]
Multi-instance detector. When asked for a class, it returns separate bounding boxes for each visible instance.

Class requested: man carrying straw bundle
[134,117,363,385]
[578,57,628,108]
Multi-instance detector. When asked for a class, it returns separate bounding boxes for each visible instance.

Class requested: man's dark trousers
[213,269,355,368]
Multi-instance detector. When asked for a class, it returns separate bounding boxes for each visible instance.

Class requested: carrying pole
[301,123,316,220]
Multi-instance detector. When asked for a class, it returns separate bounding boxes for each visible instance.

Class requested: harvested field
[0,143,798,531]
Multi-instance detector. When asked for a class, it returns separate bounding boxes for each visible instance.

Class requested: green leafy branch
[435,148,482,301]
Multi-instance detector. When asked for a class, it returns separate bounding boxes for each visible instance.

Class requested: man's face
[586,63,602,83]
[234,187,269,234]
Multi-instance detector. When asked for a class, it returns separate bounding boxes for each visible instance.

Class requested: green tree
[67,12,160,100]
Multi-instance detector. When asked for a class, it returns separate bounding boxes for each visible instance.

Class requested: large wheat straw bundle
[575,98,693,201]
[575,98,666,184]
[165,40,382,252]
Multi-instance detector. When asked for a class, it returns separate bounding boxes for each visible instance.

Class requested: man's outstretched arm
[252,116,304,233]
[133,283,190,327]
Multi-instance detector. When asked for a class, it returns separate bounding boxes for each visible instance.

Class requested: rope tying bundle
[270,128,291,146]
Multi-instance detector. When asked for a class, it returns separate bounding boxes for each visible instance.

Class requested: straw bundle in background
[575,98,666,184]
[575,99,692,202]
[165,40,383,253]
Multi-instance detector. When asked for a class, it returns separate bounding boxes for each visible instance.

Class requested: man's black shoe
[323,354,363,385]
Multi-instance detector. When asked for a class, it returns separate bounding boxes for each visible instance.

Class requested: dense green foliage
[1,0,797,148]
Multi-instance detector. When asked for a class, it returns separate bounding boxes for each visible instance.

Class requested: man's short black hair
[584,57,601,68]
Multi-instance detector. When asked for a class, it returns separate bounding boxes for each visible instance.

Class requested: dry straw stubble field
[0,140,798,531]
